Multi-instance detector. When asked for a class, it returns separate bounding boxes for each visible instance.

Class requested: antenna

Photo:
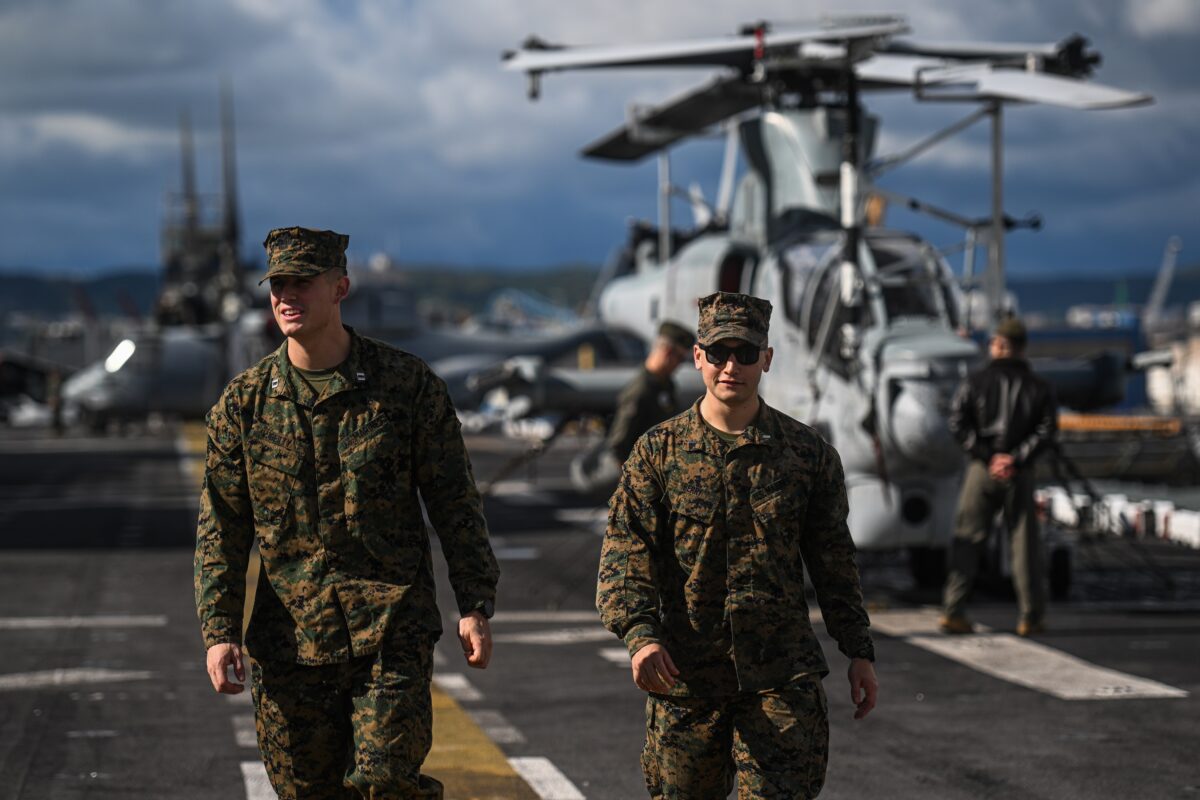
[219,79,241,269]
[1144,236,1183,331]
[715,124,739,221]
[179,110,198,233]
[838,64,864,308]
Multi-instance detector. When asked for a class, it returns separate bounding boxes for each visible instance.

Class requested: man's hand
[458,612,492,669]
[989,453,1016,483]
[206,642,245,694]
[631,643,679,693]
[848,658,878,720]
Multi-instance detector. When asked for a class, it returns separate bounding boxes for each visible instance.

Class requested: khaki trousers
[942,459,1046,624]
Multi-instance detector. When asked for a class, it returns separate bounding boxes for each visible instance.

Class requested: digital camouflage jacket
[598,399,874,695]
[195,329,499,665]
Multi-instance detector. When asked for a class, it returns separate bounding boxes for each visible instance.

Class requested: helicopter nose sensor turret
[888,379,962,472]
[874,329,981,474]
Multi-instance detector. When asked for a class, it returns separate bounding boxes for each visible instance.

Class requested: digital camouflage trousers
[251,637,443,800]
[642,675,829,799]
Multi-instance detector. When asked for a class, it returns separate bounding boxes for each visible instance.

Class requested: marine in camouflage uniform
[195,227,499,799]
[598,292,877,799]
[607,321,697,463]
[573,321,696,494]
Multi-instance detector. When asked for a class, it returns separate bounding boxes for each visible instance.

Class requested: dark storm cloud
[0,0,1195,275]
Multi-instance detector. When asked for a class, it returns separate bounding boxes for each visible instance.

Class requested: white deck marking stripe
[598,647,630,665]
[240,761,275,800]
[232,713,258,748]
[433,673,482,702]
[870,608,1186,700]
[493,627,612,645]
[488,481,555,505]
[491,611,601,624]
[507,757,586,800]
[0,615,168,630]
[869,609,992,637]
[493,547,541,560]
[553,507,608,529]
[466,709,526,744]
[176,435,194,482]
[907,633,1188,700]
[0,668,154,691]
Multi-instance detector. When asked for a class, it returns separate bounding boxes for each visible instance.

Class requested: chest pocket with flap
[338,414,417,569]
[245,428,303,526]
[750,477,808,566]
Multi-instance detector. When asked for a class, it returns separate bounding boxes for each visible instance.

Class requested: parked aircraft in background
[58,86,635,429]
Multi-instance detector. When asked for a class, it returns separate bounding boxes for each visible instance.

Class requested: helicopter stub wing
[583,76,762,161]
[856,55,1152,109]
[502,18,909,75]
[915,63,1153,109]
[956,67,1152,109]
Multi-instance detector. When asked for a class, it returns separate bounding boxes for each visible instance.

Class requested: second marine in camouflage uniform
[196,227,499,799]
[606,320,697,463]
[573,321,695,494]
[598,292,876,799]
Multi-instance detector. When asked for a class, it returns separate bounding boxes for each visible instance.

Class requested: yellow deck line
[426,687,539,799]
[1058,412,1183,434]
[180,421,208,486]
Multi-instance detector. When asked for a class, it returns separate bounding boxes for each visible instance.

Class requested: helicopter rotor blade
[582,75,762,161]
[502,18,909,75]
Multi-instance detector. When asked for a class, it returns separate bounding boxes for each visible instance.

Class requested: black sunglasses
[699,342,762,366]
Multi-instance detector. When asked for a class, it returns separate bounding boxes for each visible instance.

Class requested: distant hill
[395,263,599,316]
[2,264,1196,323]
[1011,271,1200,317]
[0,265,601,321]
[0,271,161,319]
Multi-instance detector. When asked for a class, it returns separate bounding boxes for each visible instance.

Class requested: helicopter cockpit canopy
[778,229,965,374]
[867,231,964,330]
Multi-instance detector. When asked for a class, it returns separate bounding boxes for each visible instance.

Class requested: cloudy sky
[0,0,1197,279]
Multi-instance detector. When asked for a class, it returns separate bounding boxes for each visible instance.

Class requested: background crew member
[940,315,1057,636]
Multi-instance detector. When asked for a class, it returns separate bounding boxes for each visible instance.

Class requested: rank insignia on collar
[270,378,279,389]
[355,371,367,383]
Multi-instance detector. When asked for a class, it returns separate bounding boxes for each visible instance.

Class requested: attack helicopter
[497,16,1151,581]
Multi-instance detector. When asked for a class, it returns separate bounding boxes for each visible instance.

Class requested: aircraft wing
[502,18,909,74]
[583,76,762,161]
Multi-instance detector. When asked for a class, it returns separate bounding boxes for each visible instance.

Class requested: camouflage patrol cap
[657,320,696,351]
[259,226,350,285]
[696,291,772,347]
[994,315,1028,347]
